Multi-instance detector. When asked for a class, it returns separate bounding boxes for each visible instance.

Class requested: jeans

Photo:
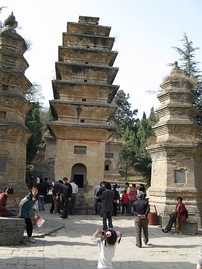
[62,198,69,218]
[69,193,77,215]
[38,195,45,211]
[94,199,101,215]
[102,211,113,231]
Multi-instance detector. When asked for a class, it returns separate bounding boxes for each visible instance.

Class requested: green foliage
[26,102,43,163]
[110,89,138,139]
[25,83,46,163]
[172,33,202,127]
[119,108,158,184]
[41,107,54,135]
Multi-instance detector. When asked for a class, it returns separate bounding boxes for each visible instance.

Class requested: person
[132,191,150,248]
[18,186,39,243]
[138,183,146,198]
[69,179,78,215]
[162,196,187,233]
[101,182,114,231]
[94,182,102,215]
[57,177,72,219]
[0,187,16,217]
[50,180,63,214]
[196,245,202,269]
[96,181,106,216]
[112,184,120,217]
[116,184,122,212]
[36,178,47,211]
[121,190,129,216]
[91,228,122,269]
[43,177,50,204]
[125,182,130,214]
[128,183,137,215]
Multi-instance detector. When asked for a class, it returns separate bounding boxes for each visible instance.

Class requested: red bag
[34,216,45,227]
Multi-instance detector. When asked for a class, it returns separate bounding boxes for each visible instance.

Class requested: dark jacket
[36,182,47,196]
[132,199,150,216]
[101,190,114,212]
[59,183,72,200]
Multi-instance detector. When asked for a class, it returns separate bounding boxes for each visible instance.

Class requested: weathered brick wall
[0,217,25,245]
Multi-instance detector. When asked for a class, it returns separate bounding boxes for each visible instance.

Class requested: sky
[0,0,202,118]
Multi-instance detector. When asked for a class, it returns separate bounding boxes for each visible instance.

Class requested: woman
[139,184,146,199]
[0,187,16,217]
[18,187,39,243]
[162,196,187,233]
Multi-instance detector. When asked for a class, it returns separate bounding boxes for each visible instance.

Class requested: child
[18,187,39,243]
[121,190,129,216]
[91,229,121,269]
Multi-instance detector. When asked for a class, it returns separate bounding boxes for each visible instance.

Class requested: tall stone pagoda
[147,62,202,227]
[0,13,32,201]
[48,16,119,202]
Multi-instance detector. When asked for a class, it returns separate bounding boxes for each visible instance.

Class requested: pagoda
[147,62,202,228]
[0,13,32,201]
[48,16,119,203]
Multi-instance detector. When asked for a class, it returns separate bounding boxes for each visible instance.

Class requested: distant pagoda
[147,62,202,228]
[48,16,119,203]
[0,13,32,201]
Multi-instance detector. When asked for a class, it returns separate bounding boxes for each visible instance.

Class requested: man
[36,178,47,211]
[94,182,103,215]
[162,196,187,233]
[69,179,78,215]
[101,182,114,231]
[132,191,150,248]
[50,180,63,214]
[96,181,106,216]
[57,177,72,219]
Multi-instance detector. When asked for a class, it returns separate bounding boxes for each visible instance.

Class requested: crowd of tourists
[0,179,201,269]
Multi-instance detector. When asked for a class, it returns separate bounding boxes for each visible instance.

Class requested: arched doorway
[71,163,87,188]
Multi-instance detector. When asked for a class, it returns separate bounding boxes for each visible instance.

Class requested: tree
[119,127,138,179]
[119,108,157,184]
[25,83,44,106]
[26,102,43,163]
[110,89,138,139]
[25,84,45,163]
[133,112,155,184]
[172,33,202,126]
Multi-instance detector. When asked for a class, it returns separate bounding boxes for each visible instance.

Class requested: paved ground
[0,204,201,269]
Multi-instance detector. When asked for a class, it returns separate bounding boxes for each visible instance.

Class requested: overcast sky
[1,0,202,118]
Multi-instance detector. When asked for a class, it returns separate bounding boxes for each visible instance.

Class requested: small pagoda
[147,62,202,228]
[48,16,119,204]
[0,13,32,202]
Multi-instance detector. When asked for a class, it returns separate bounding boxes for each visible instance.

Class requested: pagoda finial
[170,61,181,75]
[3,12,18,30]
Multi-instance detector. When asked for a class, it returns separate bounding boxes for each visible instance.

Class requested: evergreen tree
[134,112,155,184]
[172,33,202,126]
[119,127,138,179]
[25,83,44,163]
[119,108,157,184]
[110,89,138,139]
[26,102,43,163]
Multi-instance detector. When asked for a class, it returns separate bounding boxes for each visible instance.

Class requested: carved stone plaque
[174,170,186,183]
[0,157,6,172]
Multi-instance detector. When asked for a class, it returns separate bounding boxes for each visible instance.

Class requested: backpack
[185,208,188,218]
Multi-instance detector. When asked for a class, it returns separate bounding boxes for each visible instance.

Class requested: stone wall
[0,217,25,245]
